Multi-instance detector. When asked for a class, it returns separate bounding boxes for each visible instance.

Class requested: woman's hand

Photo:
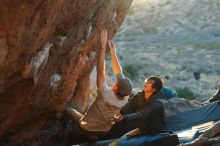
[113,113,123,122]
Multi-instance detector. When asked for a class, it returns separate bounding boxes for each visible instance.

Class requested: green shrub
[144,72,149,76]
[142,26,157,33]
[193,42,220,50]
[165,75,170,80]
[123,64,139,79]
[176,87,196,100]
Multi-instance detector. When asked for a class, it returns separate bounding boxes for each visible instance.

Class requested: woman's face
[143,79,155,93]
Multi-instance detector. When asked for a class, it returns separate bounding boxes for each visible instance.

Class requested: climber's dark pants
[65,107,106,143]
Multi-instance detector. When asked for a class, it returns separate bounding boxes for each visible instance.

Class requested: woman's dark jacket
[120,90,166,133]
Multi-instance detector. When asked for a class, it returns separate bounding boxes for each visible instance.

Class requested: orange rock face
[0,0,132,144]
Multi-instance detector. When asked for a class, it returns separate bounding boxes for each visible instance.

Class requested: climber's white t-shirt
[98,83,129,108]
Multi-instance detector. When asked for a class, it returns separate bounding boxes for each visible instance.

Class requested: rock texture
[0,0,132,144]
[161,98,202,117]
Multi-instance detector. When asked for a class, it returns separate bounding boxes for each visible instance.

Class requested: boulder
[161,98,202,117]
[0,0,132,144]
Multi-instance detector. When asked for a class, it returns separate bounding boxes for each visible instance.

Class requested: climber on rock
[65,29,133,141]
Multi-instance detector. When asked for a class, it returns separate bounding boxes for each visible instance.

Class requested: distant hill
[110,0,220,100]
